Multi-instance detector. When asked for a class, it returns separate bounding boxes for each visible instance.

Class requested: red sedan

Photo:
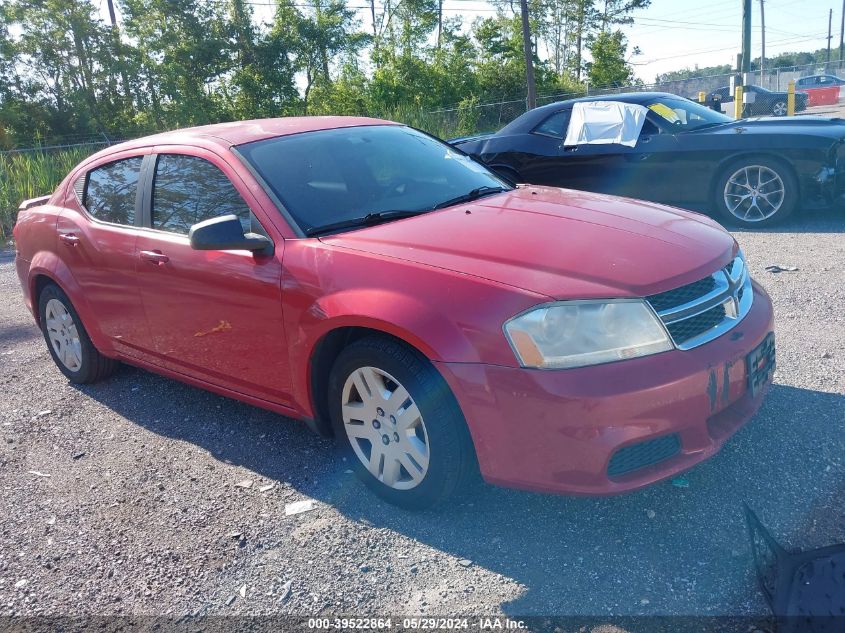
[13,117,775,508]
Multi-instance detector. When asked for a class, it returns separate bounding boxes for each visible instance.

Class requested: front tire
[772,100,788,116]
[713,157,797,228]
[328,336,477,509]
[38,283,118,384]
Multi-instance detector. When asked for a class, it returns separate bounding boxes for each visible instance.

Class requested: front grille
[647,276,716,312]
[646,255,752,350]
[666,304,726,343]
[607,434,681,478]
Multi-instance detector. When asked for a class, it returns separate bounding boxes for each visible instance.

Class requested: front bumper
[803,164,845,209]
[435,280,774,495]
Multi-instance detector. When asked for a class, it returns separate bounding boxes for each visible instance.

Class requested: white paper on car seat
[563,101,649,148]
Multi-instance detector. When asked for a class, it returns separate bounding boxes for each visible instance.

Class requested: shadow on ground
[69,365,845,617]
[0,322,40,347]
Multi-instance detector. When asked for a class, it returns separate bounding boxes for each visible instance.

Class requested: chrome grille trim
[647,255,754,350]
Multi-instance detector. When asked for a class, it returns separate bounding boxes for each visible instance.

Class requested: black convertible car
[451,92,845,227]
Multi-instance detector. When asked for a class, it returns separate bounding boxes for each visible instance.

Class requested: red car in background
[13,118,775,508]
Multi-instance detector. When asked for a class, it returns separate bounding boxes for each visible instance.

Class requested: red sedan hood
[321,186,737,299]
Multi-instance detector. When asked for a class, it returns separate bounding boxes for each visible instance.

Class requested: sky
[102,0,840,82]
[622,0,837,80]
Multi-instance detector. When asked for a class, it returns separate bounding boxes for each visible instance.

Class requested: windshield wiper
[431,186,509,210]
[304,209,428,237]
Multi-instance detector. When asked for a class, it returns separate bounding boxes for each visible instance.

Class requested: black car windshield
[644,97,733,131]
[237,125,509,235]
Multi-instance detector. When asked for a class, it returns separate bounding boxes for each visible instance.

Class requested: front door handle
[58,233,80,246]
[140,250,169,265]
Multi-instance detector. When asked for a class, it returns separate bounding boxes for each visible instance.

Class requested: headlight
[503,300,673,369]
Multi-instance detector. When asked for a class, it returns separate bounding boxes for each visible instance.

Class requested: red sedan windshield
[237,125,508,234]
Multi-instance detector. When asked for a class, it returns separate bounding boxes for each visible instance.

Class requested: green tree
[586,29,633,88]
[225,0,300,118]
[270,0,367,113]
[121,0,232,126]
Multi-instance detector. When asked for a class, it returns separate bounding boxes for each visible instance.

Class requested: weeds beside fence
[0,145,100,240]
[0,105,481,240]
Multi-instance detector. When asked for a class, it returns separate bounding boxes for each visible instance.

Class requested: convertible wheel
[328,336,476,509]
[772,101,788,116]
[714,158,797,227]
[38,283,118,383]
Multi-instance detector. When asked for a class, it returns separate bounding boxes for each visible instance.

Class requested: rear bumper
[435,280,774,495]
[14,254,35,319]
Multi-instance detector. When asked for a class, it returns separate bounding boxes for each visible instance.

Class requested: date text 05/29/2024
[306,617,527,630]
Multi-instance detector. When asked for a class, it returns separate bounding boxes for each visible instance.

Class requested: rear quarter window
[532,110,572,138]
[83,157,144,225]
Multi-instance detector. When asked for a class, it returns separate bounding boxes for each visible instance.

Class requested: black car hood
[449,132,494,146]
[691,116,845,140]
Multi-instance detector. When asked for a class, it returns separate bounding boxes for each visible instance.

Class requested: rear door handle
[59,233,80,246]
[140,250,169,265]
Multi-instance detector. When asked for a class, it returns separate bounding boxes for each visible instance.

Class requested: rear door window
[152,154,252,235]
[83,157,143,225]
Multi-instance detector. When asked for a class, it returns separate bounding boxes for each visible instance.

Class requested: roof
[98,116,396,155]
[499,92,677,134]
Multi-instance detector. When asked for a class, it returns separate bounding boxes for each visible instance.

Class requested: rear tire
[713,157,798,228]
[328,335,477,509]
[38,283,118,384]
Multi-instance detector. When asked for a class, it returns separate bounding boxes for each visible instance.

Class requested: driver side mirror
[189,214,274,256]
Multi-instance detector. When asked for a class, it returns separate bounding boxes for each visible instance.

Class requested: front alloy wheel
[724,165,785,222]
[328,335,476,509]
[714,158,797,227]
[772,101,788,116]
[341,366,430,490]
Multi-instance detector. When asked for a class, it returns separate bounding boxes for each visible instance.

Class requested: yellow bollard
[734,85,743,119]
[787,80,795,116]
[698,91,706,103]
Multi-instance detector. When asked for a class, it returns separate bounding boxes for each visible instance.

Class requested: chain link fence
[426,61,844,137]
[3,61,843,238]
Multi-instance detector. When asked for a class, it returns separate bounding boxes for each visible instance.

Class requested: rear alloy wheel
[328,336,476,509]
[714,159,797,227]
[38,283,118,383]
[45,298,83,372]
[772,101,788,116]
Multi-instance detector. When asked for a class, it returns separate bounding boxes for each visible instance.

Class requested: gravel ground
[0,210,843,621]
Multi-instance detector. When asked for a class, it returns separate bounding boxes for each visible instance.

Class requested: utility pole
[520,0,537,110]
[759,0,765,85]
[839,0,844,68]
[437,0,443,49]
[827,8,833,67]
[370,0,378,64]
[106,0,132,107]
[741,0,751,77]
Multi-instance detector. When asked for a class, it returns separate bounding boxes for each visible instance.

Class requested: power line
[633,32,828,65]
